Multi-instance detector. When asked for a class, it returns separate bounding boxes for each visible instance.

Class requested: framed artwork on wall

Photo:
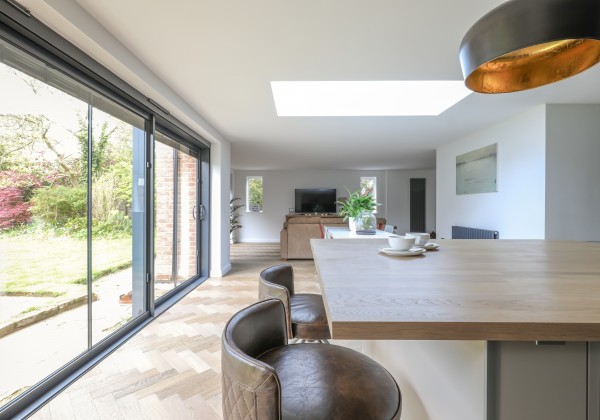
[456,143,498,195]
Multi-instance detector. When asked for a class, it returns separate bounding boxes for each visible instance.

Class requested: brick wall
[177,152,197,278]
[155,142,197,282]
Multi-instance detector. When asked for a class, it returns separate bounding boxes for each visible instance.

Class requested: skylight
[271,81,471,116]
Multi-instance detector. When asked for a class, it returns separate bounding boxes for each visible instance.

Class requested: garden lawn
[0,235,132,297]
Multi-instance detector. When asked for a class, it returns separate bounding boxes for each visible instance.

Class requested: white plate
[379,247,426,257]
[414,242,440,250]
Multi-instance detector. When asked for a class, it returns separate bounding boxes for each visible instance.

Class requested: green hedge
[31,185,87,227]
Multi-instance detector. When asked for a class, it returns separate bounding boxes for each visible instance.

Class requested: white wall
[232,170,387,242]
[545,105,600,241]
[232,169,436,242]
[436,106,547,240]
[210,142,232,276]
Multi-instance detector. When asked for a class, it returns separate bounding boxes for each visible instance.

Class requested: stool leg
[292,338,329,344]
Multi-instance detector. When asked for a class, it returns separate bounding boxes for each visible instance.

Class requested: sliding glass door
[0,6,211,413]
[0,46,90,402]
[90,106,147,344]
[0,38,149,406]
[154,132,200,301]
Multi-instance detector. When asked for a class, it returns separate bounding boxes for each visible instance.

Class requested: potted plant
[336,187,380,233]
[230,197,243,243]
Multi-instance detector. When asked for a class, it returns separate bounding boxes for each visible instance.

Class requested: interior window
[246,175,263,212]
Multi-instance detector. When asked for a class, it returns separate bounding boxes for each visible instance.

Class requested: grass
[19,306,40,315]
[0,235,132,296]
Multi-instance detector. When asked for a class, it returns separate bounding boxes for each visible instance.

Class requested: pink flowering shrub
[0,170,43,191]
[0,187,31,228]
[0,171,42,229]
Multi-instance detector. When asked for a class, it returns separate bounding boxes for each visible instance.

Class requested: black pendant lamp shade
[459,0,600,93]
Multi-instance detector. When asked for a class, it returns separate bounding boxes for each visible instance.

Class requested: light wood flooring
[33,243,342,420]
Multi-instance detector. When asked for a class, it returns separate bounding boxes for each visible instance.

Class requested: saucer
[414,242,440,250]
[379,247,426,257]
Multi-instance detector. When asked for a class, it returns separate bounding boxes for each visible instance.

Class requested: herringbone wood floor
[33,243,348,420]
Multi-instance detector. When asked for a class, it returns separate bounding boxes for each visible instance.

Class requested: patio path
[0,268,133,404]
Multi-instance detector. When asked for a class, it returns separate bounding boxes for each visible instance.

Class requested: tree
[0,65,84,185]
[248,177,263,211]
[0,64,133,236]
[0,114,79,185]
[360,177,375,196]
[72,114,117,183]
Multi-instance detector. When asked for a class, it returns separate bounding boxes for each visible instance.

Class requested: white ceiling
[44,1,600,169]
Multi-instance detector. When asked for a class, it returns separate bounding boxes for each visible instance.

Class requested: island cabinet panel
[491,341,587,420]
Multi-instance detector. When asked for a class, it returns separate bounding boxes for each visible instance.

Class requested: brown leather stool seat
[290,293,330,338]
[259,343,401,419]
[222,299,402,420]
[259,264,331,341]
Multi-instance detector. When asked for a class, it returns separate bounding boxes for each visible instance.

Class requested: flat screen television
[295,188,337,213]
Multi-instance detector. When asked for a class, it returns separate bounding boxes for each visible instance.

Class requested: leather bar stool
[222,299,402,420]
[259,264,331,343]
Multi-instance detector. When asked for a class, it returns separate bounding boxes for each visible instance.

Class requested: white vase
[348,217,357,233]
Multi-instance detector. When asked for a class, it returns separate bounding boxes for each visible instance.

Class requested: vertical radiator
[410,178,426,232]
[452,226,499,239]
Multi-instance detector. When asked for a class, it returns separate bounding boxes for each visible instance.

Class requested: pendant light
[459,0,600,94]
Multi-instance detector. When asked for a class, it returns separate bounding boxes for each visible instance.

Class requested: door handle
[192,205,197,220]
[199,204,206,221]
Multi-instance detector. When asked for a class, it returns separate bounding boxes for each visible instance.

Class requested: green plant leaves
[335,186,380,220]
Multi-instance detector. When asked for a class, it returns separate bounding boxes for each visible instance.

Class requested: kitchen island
[310,238,600,420]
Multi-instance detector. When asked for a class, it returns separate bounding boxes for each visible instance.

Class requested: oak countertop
[310,238,600,341]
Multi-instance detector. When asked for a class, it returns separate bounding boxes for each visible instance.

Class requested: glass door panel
[90,106,145,345]
[154,132,198,301]
[0,45,89,405]
[0,38,149,408]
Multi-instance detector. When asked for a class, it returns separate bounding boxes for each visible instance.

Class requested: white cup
[406,232,430,246]
[388,235,416,251]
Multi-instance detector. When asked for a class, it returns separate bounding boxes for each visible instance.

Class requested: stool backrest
[222,299,287,420]
[258,264,294,338]
[259,264,295,294]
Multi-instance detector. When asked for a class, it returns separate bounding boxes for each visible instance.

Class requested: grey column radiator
[452,226,499,239]
[410,178,426,232]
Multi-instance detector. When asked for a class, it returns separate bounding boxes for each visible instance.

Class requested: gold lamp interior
[465,39,600,94]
